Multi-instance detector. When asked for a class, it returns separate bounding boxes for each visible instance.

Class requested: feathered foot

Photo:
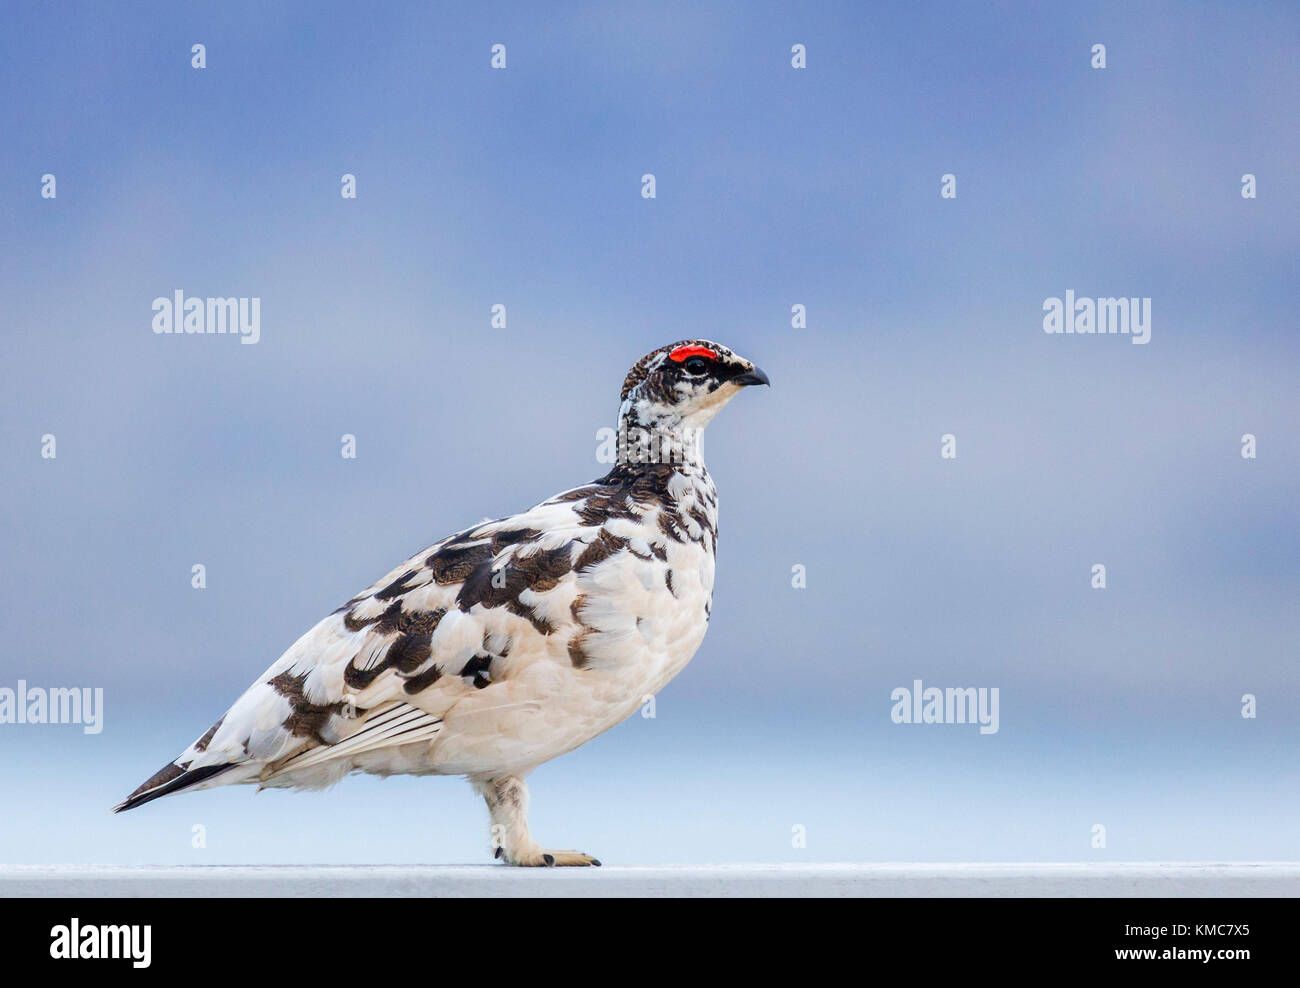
[473,775,601,867]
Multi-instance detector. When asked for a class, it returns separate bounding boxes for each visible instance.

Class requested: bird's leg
[471,775,600,867]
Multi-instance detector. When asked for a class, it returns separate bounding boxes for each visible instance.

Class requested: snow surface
[4,862,1298,897]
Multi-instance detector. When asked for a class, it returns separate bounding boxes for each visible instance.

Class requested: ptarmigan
[116,340,768,865]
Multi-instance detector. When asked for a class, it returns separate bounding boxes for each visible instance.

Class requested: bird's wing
[153,491,610,791]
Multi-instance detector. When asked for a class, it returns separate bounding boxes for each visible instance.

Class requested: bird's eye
[683,356,709,376]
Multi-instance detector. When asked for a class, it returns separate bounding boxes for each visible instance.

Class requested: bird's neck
[602,404,719,550]
[610,405,708,480]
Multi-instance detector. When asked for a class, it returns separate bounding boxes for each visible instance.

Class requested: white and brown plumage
[116,340,769,865]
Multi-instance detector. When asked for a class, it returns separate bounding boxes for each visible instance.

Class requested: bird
[116,339,769,865]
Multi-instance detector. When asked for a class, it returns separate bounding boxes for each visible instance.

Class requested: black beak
[733,366,770,388]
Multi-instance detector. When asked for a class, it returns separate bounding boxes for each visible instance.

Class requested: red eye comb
[668,345,715,363]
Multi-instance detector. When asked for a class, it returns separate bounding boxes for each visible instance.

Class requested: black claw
[543,853,555,867]
[494,846,503,859]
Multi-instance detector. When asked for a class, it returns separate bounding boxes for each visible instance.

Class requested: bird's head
[618,340,769,434]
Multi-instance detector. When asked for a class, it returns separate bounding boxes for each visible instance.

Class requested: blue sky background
[1,1,1297,866]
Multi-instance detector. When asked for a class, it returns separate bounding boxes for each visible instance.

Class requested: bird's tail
[113,760,236,813]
